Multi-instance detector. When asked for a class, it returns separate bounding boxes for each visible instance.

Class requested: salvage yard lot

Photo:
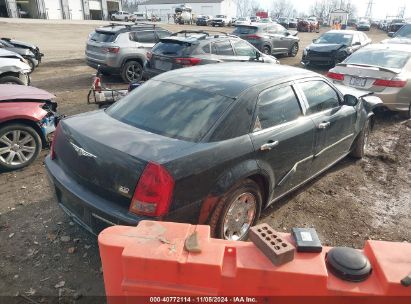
[0,20,410,300]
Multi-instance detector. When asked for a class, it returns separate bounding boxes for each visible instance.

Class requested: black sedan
[45,63,381,240]
[302,30,371,67]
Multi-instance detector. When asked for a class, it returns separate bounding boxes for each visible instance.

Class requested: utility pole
[397,6,406,18]
[365,0,374,19]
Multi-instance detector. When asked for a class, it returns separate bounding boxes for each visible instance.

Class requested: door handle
[260,141,279,151]
[318,122,331,129]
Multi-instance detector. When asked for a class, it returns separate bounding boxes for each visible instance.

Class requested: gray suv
[85,24,172,82]
[144,31,279,79]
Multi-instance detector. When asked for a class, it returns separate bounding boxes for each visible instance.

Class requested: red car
[0,84,59,170]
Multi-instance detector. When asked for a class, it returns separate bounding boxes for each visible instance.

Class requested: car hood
[1,38,37,50]
[381,37,411,44]
[0,84,55,101]
[0,49,23,59]
[308,43,346,52]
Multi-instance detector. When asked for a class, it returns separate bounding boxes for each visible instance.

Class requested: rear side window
[156,30,171,39]
[202,43,211,54]
[299,81,339,114]
[90,31,117,43]
[232,40,256,57]
[152,41,191,56]
[212,41,234,56]
[133,31,156,43]
[107,80,233,142]
[256,86,302,130]
[232,26,258,35]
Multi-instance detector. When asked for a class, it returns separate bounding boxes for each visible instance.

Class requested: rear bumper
[143,63,165,79]
[45,156,150,235]
[86,58,121,74]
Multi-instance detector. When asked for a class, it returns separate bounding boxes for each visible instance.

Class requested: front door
[296,79,357,176]
[250,83,316,201]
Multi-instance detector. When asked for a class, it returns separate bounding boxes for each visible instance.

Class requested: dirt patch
[0,23,409,300]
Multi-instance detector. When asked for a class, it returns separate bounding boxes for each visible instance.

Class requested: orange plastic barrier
[99,221,411,303]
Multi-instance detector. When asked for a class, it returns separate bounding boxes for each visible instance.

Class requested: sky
[258,0,410,19]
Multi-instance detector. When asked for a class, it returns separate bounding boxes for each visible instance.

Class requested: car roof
[164,32,238,43]
[96,23,160,34]
[364,43,411,52]
[0,84,55,101]
[154,63,317,98]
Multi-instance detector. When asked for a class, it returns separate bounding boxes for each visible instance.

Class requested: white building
[139,0,237,21]
[0,0,122,20]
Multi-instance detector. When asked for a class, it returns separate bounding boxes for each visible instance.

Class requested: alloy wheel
[0,130,36,166]
[291,44,299,56]
[126,64,142,82]
[223,192,257,241]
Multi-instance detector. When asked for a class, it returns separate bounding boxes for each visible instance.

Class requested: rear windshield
[107,80,233,142]
[152,41,192,56]
[233,26,258,35]
[90,31,117,43]
[344,48,411,69]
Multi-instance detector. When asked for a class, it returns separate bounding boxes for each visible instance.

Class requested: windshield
[90,31,116,43]
[107,80,233,142]
[344,48,411,69]
[394,24,411,38]
[315,33,353,45]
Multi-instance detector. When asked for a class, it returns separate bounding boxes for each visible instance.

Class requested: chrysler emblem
[70,142,97,158]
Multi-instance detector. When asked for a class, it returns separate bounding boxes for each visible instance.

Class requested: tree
[271,0,295,18]
[122,0,146,12]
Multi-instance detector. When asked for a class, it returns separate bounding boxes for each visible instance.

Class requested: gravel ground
[0,20,410,301]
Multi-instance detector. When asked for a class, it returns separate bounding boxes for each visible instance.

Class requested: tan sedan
[326,44,411,118]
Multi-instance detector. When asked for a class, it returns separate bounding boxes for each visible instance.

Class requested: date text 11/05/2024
[149,297,258,303]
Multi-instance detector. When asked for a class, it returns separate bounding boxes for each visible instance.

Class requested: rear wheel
[262,45,271,55]
[0,124,42,171]
[0,76,24,85]
[289,43,299,57]
[209,179,262,241]
[350,119,371,159]
[121,60,143,83]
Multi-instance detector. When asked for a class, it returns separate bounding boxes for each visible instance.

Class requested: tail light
[102,47,120,54]
[92,76,102,92]
[246,34,261,40]
[50,124,61,160]
[175,57,202,66]
[129,162,174,217]
[147,51,152,60]
[326,72,345,81]
[373,78,407,88]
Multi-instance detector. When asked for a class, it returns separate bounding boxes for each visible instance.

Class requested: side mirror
[255,51,261,61]
[343,94,359,107]
[388,32,395,37]
[353,41,361,46]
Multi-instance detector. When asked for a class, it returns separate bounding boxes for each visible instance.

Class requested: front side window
[212,41,234,56]
[233,40,256,57]
[299,81,339,114]
[256,86,302,130]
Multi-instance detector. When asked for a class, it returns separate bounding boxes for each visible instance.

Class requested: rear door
[296,79,357,175]
[210,40,238,62]
[267,24,288,54]
[250,83,316,199]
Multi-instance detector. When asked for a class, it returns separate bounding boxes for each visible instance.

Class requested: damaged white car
[0,49,31,85]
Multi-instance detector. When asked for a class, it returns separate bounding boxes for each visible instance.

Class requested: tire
[399,104,411,119]
[262,45,271,55]
[121,60,143,83]
[0,124,42,171]
[288,43,299,57]
[209,179,262,241]
[0,76,24,85]
[350,119,371,159]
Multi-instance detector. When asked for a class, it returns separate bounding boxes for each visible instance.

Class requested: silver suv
[85,24,172,82]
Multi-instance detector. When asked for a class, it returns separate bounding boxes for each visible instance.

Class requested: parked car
[288,18,298,28]
[211,15,231,27]
[235,17,251,26]
[297,19,311,32]
[0,49,31,85]
[0,38,43,71]
[233,24,300,57]
[133,12,148,21]
[388,19,406,34]
[347,18,358,27]
[85,24,172,83]
[0,85,59,170]
[327,44,411,118]
[302,30,371,67]
[45,63,381,239]
[144,31,278,79]
[111,11,136,22]
[383,23,411,44]
[196,15,211,26]
[357,20,371,31]
[250,16,261,23]
[278,17,289,29]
